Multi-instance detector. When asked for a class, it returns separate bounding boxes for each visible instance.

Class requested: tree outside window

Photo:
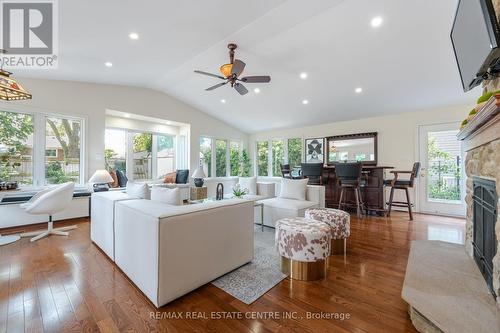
[287,138,302,168]
[230,141,241,176]
[45,116,81,184]
[215,139,227,177]
[257,141,269,176]
[272,140,284,176]
[0,111,34,184]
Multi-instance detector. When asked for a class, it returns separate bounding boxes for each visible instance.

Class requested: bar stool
[384,162,420,220]
[334,162,366,218]
[300,163,324,185]
[280,163,291,178]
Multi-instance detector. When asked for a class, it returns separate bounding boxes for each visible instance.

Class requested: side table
[190,186,207,200]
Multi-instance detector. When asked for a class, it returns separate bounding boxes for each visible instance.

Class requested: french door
[418,123,466,217]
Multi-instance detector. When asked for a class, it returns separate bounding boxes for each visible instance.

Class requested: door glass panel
[132,132,152,181]
[427,130,462,203]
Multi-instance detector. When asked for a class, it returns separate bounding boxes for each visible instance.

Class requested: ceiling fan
[194,43,271,95]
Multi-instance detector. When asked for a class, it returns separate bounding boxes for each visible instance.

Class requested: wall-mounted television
[451,0,500,92]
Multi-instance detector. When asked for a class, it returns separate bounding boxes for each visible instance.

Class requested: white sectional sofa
[258,185,325,228]
[113,198,254,307]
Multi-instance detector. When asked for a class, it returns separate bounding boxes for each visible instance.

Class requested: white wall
[0,78,248,182]
[249,104,469,212]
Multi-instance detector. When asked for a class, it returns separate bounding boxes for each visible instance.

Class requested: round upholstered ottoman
[305,208,350,255]
[275,217,331,281]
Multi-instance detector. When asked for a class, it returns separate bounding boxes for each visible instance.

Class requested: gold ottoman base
[281,256,327,281]
[330,239,347,255]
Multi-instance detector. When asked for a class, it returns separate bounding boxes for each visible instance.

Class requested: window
[256,141,269,176]
[45,116,82,185]
[272,140,284,176]
[0,110,34,185]
[105,129,127,173]
[45,149,57,157]
[156,134,175,177]
[199,137,212,177]
[106,129,179,181]
[132,133,152,181]
[230,141,241,176]
[287,138,302,168]
[255,138,303,177]
[215,139,227,177]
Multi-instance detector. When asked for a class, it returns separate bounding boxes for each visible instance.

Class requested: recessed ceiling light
[300,72,308,79]
[302,99,309,105]
[220,99,226,104]
[355,87,363,93]
[371,16,383,28]
[104,62,113,67]
[254,88,260,93]
[129,32,139,40]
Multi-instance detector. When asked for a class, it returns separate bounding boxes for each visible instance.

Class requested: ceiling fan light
[220,63,233,78]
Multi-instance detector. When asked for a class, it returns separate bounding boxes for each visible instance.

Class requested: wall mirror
[326,132,378,165]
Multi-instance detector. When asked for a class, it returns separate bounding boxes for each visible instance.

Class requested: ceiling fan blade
[231,59,246,77]
[234,83,248,95]
[194,70,226,80]
[205,82,227,91]
[241,76,271,83]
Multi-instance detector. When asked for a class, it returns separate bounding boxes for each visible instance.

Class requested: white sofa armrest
[256,182,275,199]
[306,185,325,208]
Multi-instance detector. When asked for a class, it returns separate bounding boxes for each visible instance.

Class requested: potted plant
[232,183,248,198]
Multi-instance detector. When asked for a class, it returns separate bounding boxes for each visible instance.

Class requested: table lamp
[191,167,206,187]
[89,170,113,192]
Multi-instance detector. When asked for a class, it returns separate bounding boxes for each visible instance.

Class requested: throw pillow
[175,169,190,184]
[238,177,257,195]
[115,169,128,188]
[163,172,176,184]
[279,178,308,201]
[126,181,150,199]
[109,171,119,188]
[151,187,181,205]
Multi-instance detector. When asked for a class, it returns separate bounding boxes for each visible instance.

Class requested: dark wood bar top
[323,165,394,170]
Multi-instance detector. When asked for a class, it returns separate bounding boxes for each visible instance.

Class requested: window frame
[254,137,304,177]
[0,108,86,188]
[106,127,177,181]
[199,136,242,178]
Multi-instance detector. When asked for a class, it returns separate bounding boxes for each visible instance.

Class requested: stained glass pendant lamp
[0,49,32,101]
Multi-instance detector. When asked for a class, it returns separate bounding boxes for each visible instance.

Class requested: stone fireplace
[461,93,500,305]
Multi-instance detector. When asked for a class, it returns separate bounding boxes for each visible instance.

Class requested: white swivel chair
[20,182,77,242]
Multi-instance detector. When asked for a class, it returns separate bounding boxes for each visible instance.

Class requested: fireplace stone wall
[465,138,500,302]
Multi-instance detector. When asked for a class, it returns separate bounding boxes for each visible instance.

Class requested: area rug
[211,225,287,304]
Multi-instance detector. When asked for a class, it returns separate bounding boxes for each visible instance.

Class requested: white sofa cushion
[279,178,308,201]
[126,181,150,199]
[259,197,317,210]
[90,191,138,261]
[151,187,181,206]
[239,177,257,195]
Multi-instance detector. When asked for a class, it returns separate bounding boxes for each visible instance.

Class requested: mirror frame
[326,132,378,166]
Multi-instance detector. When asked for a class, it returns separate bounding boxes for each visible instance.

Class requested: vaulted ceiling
[17,0,478,133]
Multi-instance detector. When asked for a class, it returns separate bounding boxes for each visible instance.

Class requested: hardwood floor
[0,212,465,333]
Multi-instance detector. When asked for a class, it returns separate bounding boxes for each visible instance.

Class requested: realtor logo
[0,0,58,68]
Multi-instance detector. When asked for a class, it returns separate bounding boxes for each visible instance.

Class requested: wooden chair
[384,162,421,220]
[280,163,291,178]
[334,162,366,217]
[300,163,324,185]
